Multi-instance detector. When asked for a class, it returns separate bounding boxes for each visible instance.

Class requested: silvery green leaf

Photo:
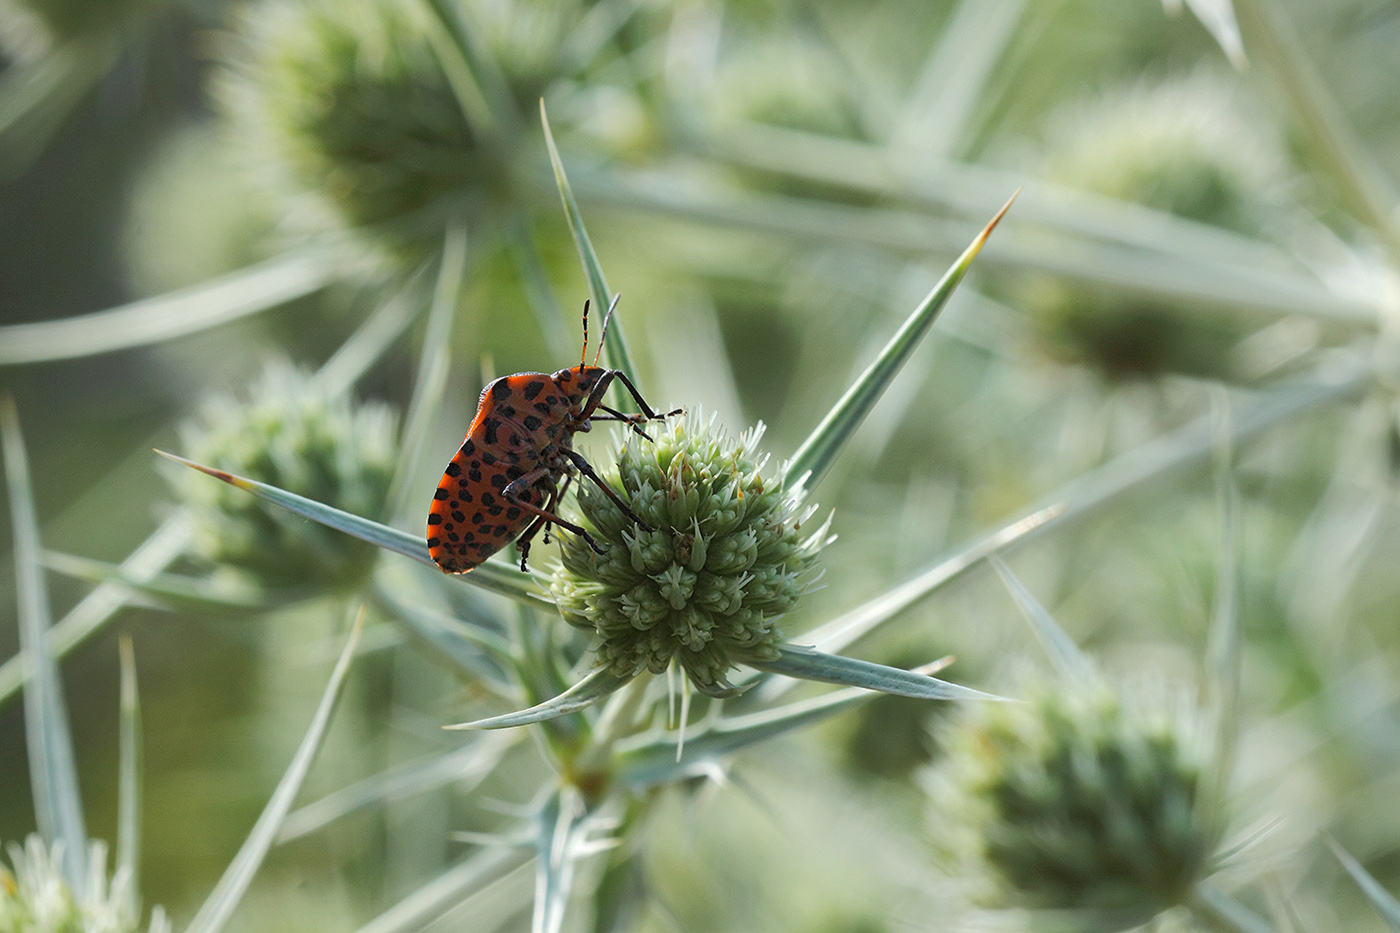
[279,733,517,843]
[154,450,549,608]
[116,636,143,893]
[354,846,532,933]
[41,550,275,614]
[0,250,336,365]
[989,555,1092,682]
[371,580,514,688]
[785,192,1017,494]
[751,644,1002,702]
[2,397,89,892]
[1189,883,1278,933]
[389,221,470,520]
[618,659,951,788]
[1329,839,1400,931]
[183,612,364,933]
[540,100,642,392]
[444,666,636,730]
[0,515,191,711]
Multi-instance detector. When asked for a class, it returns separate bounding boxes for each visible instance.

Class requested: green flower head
[930,683,1223,928]
[550,412,831,696]
[170,362,398,592]
[1023,74,1292,382]
[217,0,488,259]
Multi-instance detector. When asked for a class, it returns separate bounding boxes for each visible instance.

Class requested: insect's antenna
[579,299,590,369]
[594,293,622,366]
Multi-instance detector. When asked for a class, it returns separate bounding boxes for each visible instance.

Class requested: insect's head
[552,362,606,402]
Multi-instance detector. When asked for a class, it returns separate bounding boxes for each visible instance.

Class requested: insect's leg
[503,468,607,556]
[512,477,563,572]
[542,473,573,546]
[610,371,683,422]
[590,404,657,441]
[563,450,655,533]
[581,373,681,441]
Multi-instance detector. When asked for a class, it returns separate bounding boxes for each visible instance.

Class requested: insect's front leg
[582,371,682,441]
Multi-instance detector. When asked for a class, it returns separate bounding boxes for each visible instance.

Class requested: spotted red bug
[427,297,679,574]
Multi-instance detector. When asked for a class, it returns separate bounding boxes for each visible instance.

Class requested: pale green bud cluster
[930,685,1221,926]
[551,413,830,695]
[217,0,486,257]
[0,836,169,933]
[1026,75,1289,381]
[171,362,397,591]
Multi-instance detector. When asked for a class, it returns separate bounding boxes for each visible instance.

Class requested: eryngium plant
[930,683,1222,928]
[169,361,397,591]
[552,414,830,695]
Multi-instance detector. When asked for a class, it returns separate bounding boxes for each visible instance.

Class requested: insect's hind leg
[503,468,607,558]
[512,480,563,572]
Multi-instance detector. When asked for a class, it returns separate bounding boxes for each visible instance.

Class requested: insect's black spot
[492,381,513,400]
[472,511,484,523]
[488,504,504,517]
[499,404,515,418]
[491,474,507,490]
[495,524,509,536]
[533,402,552,416]
[427,513,443,526]
[468,469,481,482]
[558,370,573,383]
[450,531,463,542]
[523,381,544,400]
[481,452,497,465]
[427,537,441,548]
[452,510,466,523]
[484,420,500,445]
[461,439,475,455]
[444,461,461,477]
[506,465,524,480]
[523,415,543,431]
[434,487,449,501]
[481,492,496,506]
[506,507,521,521]
[461,491,473,503]
[507,433,522,447]
[545,425,560,439]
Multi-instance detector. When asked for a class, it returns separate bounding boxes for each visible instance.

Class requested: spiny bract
[550,411,831,696]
